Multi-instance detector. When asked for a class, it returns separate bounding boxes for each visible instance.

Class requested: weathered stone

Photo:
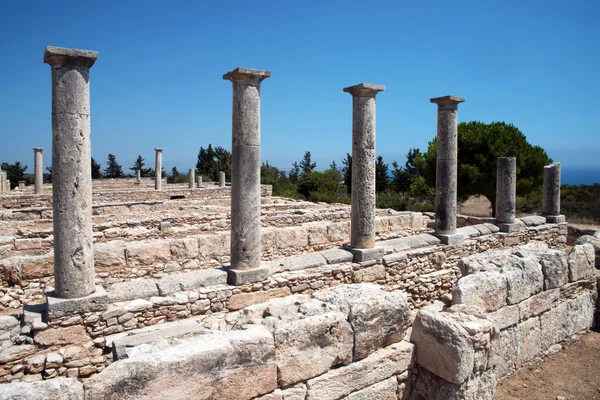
[539,250,569,290]
[268,253,326,273]
[156,269,227,294]
[46,286,108,319]
[410,309,474,384]
[84,326,277,400]
[108,279,159,302]
[125,241,171,268]
[314,284,411,360]
[489,326,517,378]
[568,244,594,282]
[34,325,90,347]
[123,299,153,312]
[305,341,414,400]
[227,287,291,311]
[567,292,594,334]
[94,242,126,271]
[45,352,63,369]
[516,317,541,367]
[518,289,560,321]
[45,46,98,299]
[540,300,570,349]
[451,271,507,312]
[488,305,519,330]
[344,83,385,249]
[0,345,36,364]
[0,315,19,331]
[502,257,543,304]
[542,162,561,217]
[345,376,397,400]
[347,246,385,262]
[496,160,517,225]
[352,264,386,283]
[0,378,83,400]
[154,148,163,190]
[25,354,46,374]
[319,248,353,264]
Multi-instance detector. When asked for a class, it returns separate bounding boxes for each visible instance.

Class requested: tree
[104,154,125,178]
[289,162,300,184]
[299,151,316,176]
[91,157,103,179]
[341,153,352,194]
[416,121,551,216]
[297,171,339,200]
[330,160,339,173]
[324,168,343,183]
[1,162,27,189]
[171,166,179,177]
[375,155,389,193]
[391,161,411,193]
[130,155,153,177]
[196,144,231,181]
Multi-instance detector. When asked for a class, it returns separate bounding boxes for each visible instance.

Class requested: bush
[297,172,339,199]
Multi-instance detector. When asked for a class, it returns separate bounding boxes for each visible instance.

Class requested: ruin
[0,46,596,400]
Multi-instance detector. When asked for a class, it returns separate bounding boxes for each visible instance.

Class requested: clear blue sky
[1,0,599,182]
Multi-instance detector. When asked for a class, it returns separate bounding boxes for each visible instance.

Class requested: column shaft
[543,162,561,216]
[224,68,270,270]
[189,168,195,189]
[155,149,163,190]
[136,169,141,181]
[431,96,465,237]
[44,46,97,299]
[34,148,44,194]
[196,175,202,188]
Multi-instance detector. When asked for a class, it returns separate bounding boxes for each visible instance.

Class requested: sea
[561,166,599,185]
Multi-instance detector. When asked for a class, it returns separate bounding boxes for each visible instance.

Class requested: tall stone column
[0,171,5,194]
[343,83,385,261]
[44,46,97,299]
[154,148,163,190]
[223,67,270,275]
[542,162,565,223]
[431,95,465,245]
[136,169,141,181]
[33,148,44,194]
[495,157,519,232]
[197,176,202,188]
[189,168,195,189]
[219,171,226,187]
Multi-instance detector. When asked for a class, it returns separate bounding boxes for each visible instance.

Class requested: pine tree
[375,155,389,193]
[104,154,124,178]
[91,157,103,179]
[289,162,300,184]
[299,151,316,176]
[329,160,339,172]
[341,153,352,194]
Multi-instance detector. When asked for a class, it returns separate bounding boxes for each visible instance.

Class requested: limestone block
[488,305,519,331]
[197,233,230,257]
[108,279,159,302]
[352,264,386,283]
[308,224,328,246]
[123,299,153,312]
[319,248,353,264]
[516,317,541,367]
[489,326,517,378]
[170,238,199,260]
[568,244,595,282]
[451,271,507,312]
[345,376,398,400]
[33,325,90,347]
[0,345,36,364]
[274,311,353,386]
[125,241,171,267]
[0,378,83,400]
[0,316,19,331]
[458,250,515,276]
[502,257,543,304]
[93,242,126,271]
[574,235,600,268]
[518,289,560,321]
[538,250,569,290]
[277,227,309,250]
[567,292,595,334]
[255,383,306,400]
[540,301,570,349]
[327,221,350,243]
[313,284,411,360]
[410,310,474,384]
[268,253,326,273]
[83,326,277,400]
[305,341,414,400]
[156,269,227,294]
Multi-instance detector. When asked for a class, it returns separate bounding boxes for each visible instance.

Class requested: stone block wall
[407,242,597,399]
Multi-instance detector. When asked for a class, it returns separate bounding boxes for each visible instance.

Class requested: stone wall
[408,242,597,399]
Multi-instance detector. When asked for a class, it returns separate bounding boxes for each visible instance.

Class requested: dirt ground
[495,330,600,400]
[460,195,493,217]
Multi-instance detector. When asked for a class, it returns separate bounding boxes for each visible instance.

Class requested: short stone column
[136,169,141,181]
[344,83,385,262]
[196,176,202,188]
[542,162,565,223]
[188,168,195,189]
[44,46,98,299]
[33,147,44,194]
[223,67,270,280]
[495,157,520,232]
[431,95,465,245]
[154,148,163,190]
[18,181,26,190]
[0,172,5,194]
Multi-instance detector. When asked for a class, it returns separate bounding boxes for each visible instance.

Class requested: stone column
[542,162,565,223]
[136,169,141,181]
[196,176,202,188]
[44,46,97,299]
[430,95,465,245]
[154,148,163,190]
[0,172,5,194]
[33,147,44,194]
[495,157,520,232]
[189,168,195,189]
[18,181,25,190]
[223,67,270,276]
[343,83,385,261]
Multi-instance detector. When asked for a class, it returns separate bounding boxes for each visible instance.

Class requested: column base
[346,246,385,263]
[227,266,272,285]
[543,215,566,223]
[434,232,466,246]
[46,285,108,320]
[497,222,521,233]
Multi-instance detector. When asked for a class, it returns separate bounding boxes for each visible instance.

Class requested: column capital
[33,147,44,152]
[43,46,98,69]
[430,95,465,110]
[154,148,164,152]
[223,67,271,85]
[343,83,385,97]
